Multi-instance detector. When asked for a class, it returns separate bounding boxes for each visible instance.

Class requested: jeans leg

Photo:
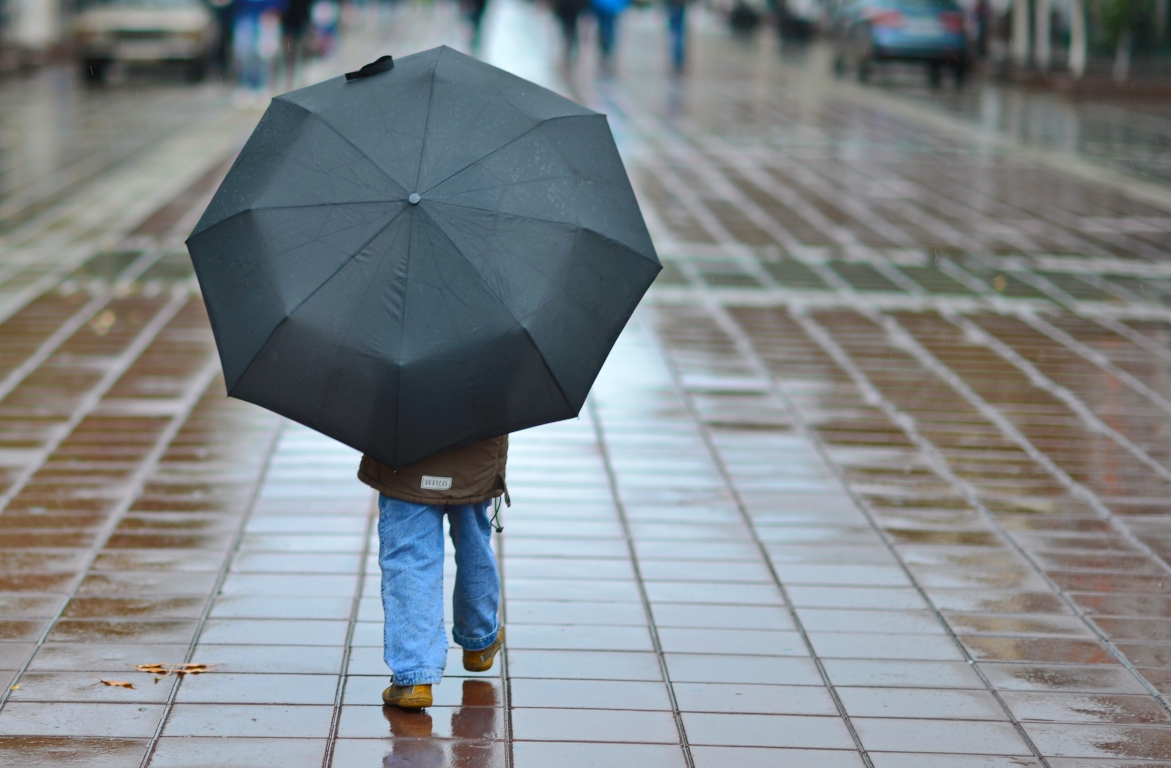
[668,6,686,69]
[378,495,447,685]
[597,11,616,57]
[448,502,500,651]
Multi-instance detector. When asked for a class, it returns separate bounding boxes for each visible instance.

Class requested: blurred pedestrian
[462,0,488,54]
[281,0,312,90]
[592,0,629,72]
[309,0,340,58]
[359,437,509,710]
[210,0,235,76]
[233,0,286,93]
[665,0,686,73]
[552,0,590,64]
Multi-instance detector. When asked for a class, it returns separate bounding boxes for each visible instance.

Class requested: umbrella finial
[409,193,421,205]
[345,55,394,82]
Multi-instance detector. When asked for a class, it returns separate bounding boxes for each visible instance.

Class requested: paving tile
[512,741,686,768]
[505,677,668,710]
[207,596,353,620]
[196,619,348,646]
[505,600,649,626]
[823,659,986,688]
[217,574,357,597]
[27,643,189,672]
[0,736,148,768]
[8,671,175,703]
[869,755,1042,767]
[511,707,679,743]
[797,608,946,634]
[162,704,334,738]
[338,704,505,739]
[0,703,163,737]
[1001,691,1171,724]
[1025,723,1171,759]
[657,627,805,655]
[980,663,1151,694]
[690,746,864,767]
[189,645,344,675]
[787,587,930,610]
[650,603,795,630]
[644,582,783,605]
[774,564,913,587]
[507,650,662,681]
[838,687,1008,720]
[665,653,820,685]
[173,673,338,704]
[147,737,325,768]
[854,718,1032,754]
[808,632,965,660]
[682,712,855,748]
[504,578,643,602]
[673,683,838,715]
[503,558,635,580]
[504,624,654,651]
[331,739,506,766]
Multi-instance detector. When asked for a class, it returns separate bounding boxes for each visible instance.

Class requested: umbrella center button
[408,193,421,205]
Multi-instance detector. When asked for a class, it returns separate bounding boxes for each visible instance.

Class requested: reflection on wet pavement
[0,1,1170,766]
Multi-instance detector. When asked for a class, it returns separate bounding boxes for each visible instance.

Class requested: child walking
[357,436,509,709]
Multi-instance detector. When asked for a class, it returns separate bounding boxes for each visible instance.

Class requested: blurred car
[831,0,967,85]
[74,0,218,82]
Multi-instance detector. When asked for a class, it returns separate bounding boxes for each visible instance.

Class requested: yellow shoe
[462,628,505,672]
[382,683,432,710]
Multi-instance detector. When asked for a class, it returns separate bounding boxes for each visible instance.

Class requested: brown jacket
[357,436,509,505]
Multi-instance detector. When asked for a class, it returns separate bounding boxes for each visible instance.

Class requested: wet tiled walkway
[3,2,1171,766]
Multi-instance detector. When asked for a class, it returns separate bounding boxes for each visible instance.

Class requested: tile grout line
[682,294,1053,762]
[0,284,191,513]
[586,397,696,768]
[0,246,167,406]
[714,141,1171,593]
[643,313,881,768]
[0,352,222,716]
[321,489,380,768]
[860,310,1171,710]
[788,307,1171,715]
[137,418,287,768]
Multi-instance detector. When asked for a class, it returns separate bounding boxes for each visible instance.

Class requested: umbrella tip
[408,193,421,205]
[345,55,394,82]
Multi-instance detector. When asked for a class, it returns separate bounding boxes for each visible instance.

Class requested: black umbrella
[187,46,659,467]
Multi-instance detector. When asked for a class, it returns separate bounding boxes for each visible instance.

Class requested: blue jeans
[596,9,618,58]
[377,495,500,686]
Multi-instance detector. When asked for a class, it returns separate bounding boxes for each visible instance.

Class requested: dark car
[831,0,967,85]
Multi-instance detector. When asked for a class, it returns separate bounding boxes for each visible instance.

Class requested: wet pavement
[3,2,1171,766]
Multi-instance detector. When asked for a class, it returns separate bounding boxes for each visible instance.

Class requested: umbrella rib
[412,49,444,193]
[226,205,409,396]
[278,99,411,195]
[425,199,660,264]
[415,206,576,414]
[420,114,597,197]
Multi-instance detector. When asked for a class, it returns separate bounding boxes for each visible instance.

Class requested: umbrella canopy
[187,46,660,467]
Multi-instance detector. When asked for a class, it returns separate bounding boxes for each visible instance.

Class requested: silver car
[75,0,218,82]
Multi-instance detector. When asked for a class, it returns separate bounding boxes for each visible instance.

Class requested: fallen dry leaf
[9,685,18,691]
[135,662,211,682]
[99,680,134,689]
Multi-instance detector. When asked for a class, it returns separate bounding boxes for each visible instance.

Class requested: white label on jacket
[421,475,453,490]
